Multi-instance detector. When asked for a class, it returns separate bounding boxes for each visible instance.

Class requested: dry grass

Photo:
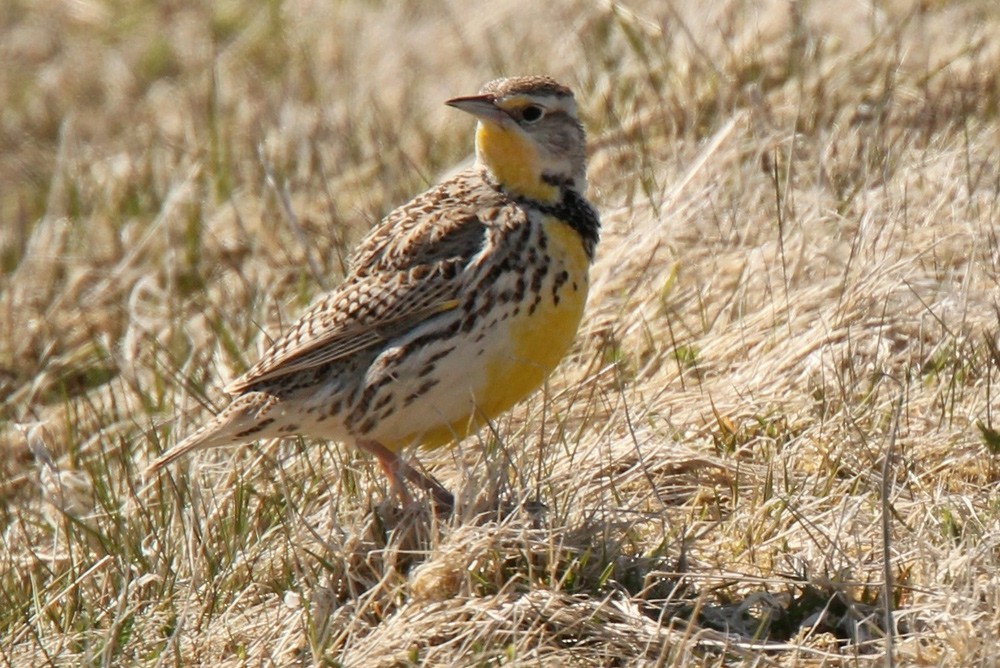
[3,0,1000,665]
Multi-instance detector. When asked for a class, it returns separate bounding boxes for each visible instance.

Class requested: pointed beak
[445,94,509,125]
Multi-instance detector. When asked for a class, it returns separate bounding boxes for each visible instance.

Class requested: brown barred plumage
[148,76,600,510]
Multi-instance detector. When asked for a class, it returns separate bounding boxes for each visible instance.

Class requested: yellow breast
[480,218,589,412]
[410,216,590,449]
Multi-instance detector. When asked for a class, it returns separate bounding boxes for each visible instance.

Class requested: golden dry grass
[3,0,1000,665]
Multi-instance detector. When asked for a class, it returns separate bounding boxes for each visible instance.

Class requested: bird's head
[446,76,587,203]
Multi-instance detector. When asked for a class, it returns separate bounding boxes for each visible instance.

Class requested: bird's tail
[145,393,279,476]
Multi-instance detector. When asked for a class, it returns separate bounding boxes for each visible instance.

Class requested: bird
[147,75,600,510]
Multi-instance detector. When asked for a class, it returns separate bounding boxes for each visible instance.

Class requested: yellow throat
[475,122,559,204]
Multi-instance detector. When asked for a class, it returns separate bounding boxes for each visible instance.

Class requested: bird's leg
[356,439,454,512]
[379,458,414,505]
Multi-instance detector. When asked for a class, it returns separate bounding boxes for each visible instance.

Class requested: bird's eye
[520,105,544,123]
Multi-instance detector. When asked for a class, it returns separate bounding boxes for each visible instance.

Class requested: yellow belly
[411,216,590,449]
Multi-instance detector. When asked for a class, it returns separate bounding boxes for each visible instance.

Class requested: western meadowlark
[148,75,600,509]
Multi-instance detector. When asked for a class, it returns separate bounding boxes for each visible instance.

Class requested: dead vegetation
[3,0,1000,665]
